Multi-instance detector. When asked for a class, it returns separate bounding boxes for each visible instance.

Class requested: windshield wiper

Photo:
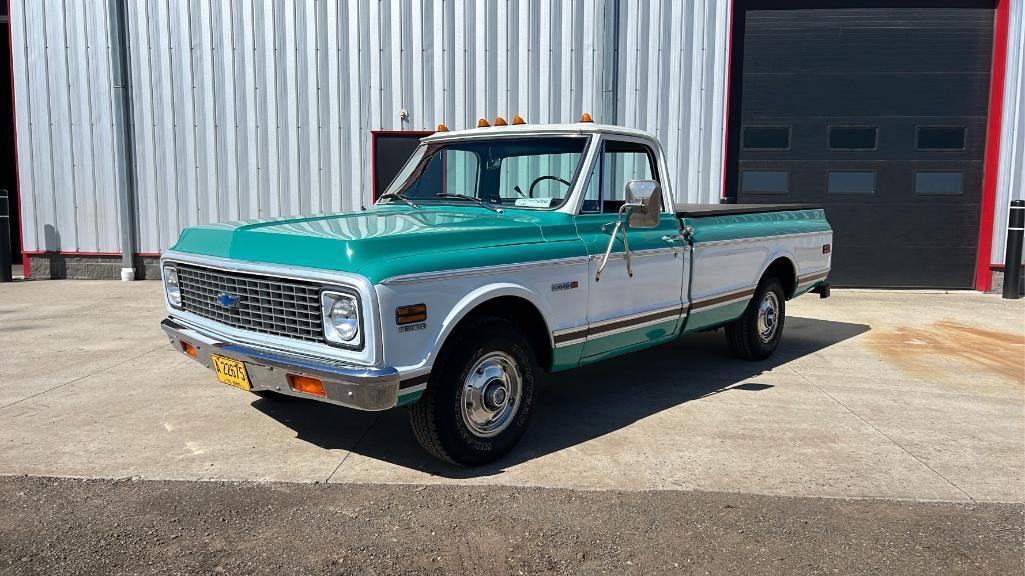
[435,193,501,213]
[378,191,419,209]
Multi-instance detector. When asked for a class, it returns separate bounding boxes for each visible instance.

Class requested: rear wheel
[725,277,786,361]
[409,317,538,466]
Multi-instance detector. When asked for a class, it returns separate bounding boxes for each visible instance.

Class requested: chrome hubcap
[757,292,780,343]
[461,352,522,438]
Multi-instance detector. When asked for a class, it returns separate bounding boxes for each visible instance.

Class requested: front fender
[429,282,554,362]
[375,277,570,379]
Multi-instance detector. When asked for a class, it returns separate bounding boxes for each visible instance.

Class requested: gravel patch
[0,475,1021,576]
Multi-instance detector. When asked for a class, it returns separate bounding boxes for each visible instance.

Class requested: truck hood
[169,206,558,278]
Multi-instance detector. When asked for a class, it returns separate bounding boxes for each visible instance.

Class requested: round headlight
[329,296,359,341]
[164,267,182,307]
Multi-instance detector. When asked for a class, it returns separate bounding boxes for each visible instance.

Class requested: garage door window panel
[743,126,791,150]
[829,126,878,151]
[915,171,963,196]
[741,170,789,195]
[827,170,876,194]
[917,127,966,151]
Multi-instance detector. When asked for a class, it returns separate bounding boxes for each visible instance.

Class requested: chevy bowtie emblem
[216,293,241,308]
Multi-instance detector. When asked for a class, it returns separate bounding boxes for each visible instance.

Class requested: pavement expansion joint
[787,365,977,503]
[0,343,174,411]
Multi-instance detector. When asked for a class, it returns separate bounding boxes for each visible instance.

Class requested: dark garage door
[728,1,995,288]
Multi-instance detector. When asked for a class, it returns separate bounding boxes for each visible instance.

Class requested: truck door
[575,139,687,359]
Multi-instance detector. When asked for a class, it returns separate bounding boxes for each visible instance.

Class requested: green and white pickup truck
[160,121,832,465]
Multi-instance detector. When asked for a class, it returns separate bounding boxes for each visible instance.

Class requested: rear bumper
[161,318,401,411]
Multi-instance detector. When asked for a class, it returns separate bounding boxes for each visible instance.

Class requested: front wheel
[724,277,786,361]
[409,317,538,466]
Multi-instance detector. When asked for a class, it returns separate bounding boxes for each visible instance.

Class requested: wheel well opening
[453,296,553,372]
[764,257,797,298]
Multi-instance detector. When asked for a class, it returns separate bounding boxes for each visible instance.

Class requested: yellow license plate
[211,355,251,391]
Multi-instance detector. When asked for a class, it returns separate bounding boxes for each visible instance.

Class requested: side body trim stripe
[399,373,429,390]
[797,270,829,285]
[692,230,830,249]
[690,286,756,311]
[552,304,686,348]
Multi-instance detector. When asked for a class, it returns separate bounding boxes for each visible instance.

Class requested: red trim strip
[720,0,735,200]
[975,0,1010,291]
[6,0,29,278]
[370,130,433,202]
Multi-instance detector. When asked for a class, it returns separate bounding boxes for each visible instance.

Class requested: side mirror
[624,180,662,229]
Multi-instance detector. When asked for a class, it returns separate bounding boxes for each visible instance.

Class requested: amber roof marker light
[477,118,491,127]
[494,117,508,126]
[512,116,526,125]
[436,123,449,132]
[579,112,594,123]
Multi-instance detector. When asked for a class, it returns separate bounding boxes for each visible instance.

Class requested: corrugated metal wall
[10,0,730,254]
[992,0,1025,266]
[616,0,730,206]
[9,0,124,254]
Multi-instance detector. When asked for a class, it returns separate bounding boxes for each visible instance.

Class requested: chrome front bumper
[161,318,401,411]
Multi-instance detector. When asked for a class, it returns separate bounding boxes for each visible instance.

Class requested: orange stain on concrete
[869,321,1024,383]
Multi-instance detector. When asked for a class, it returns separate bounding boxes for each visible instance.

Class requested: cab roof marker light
[436,123,449,132]
[477,118,491,128]
[494,117,508,126]
[579,112,594,123]
[512,116,526,125]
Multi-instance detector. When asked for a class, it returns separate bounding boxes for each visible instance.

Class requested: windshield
[380,136,589,210]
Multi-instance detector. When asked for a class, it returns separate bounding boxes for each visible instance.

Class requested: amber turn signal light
[396,303,427,325]
[288,375,326,397]
[180,341,198,358]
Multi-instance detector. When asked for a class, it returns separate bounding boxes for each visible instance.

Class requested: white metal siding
[616,0,730,204]
[10,0,123,253]
[992,0,1025,266]
[11,0,732,254]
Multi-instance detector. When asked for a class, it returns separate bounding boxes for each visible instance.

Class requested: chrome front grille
[176,264,324,342]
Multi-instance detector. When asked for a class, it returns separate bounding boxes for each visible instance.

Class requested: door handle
[662,234,683,244]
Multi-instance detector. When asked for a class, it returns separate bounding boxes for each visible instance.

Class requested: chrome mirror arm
[595,220,622,282]
[595,204,636,282]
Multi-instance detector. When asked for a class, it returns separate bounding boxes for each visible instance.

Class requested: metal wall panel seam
[197,1,218,225]
[10,0,39,251]
[347,0,363,212]
[29,1,57,251]
[408,0,422,129]
[322,0,340,213]
[67,0,92,250]
[216,0,240,222]
[128,0,153,253]
[283,0,300,215]
[49,0,79,251]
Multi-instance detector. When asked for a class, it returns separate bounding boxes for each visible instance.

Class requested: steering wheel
[527,175,572,198]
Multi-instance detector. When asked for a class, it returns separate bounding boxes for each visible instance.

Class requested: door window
[581,140,659,214]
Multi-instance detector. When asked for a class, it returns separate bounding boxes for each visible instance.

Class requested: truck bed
[675,203,821,218]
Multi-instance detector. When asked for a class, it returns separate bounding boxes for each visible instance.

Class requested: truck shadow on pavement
[252,316,869,478]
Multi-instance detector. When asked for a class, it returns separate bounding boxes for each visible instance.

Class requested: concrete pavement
[0,280,1022,502]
